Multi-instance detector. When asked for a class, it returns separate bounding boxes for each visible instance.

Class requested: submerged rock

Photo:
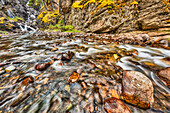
[104,97,131,113]
[122,71,154,109]
[35,62,52,71]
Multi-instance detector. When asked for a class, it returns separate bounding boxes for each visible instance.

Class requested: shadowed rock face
[122,71,154,109]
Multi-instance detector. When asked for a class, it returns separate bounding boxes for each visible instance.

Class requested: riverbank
[0,31,170,112]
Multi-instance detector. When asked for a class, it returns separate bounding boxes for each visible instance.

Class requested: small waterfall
[0,0,37,32]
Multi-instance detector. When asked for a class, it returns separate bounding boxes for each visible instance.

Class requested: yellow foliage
[72,0,84,9]
[131,1,138,5]
[72,0,116,9]
[0,17,5,24]
[37,11,47,19]
[37,10,61,24]
[161,0,170,11]
[97,0,115,9]
[84,0,96,7]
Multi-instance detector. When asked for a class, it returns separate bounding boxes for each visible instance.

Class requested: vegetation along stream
[0,32,169,113]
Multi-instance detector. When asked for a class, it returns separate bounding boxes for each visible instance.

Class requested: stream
[0,32,169,113]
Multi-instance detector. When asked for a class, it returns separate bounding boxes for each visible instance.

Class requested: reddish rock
[68,71,79,83]
[104,98,131,113]
[21,76,34,86]
[58,51,75,61]
[35,62,51,71]
[122,71,154,109]
[157,67,170,88]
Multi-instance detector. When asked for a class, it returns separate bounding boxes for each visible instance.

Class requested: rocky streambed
[0,32,170,113]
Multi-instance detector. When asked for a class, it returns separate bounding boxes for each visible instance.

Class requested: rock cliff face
[136,0,170,30]
[60,0,169,33]
[0,0,169,34]
[0,0,38,32]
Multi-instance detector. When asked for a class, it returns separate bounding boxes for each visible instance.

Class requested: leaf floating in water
[35,62,51,71]
[51,48,58,51]
[68,71,79,83]
[113,54,119,60]
[66,103,72,111]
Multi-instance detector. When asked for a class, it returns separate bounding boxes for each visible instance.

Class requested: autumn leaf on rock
[68,71,79,83]
[21,76,34,86]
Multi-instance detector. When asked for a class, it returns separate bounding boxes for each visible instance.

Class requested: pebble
[5,65,16,73]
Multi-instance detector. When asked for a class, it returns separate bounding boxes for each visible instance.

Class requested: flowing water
[0,32,169,113]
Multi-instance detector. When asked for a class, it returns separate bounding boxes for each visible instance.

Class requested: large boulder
[157,67,170,88]
[122,71,154,109]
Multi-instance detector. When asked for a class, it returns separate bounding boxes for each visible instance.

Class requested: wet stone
[157,67,170,88]
[5,65,16,72]
[104,98,132,113]
[35,62,51,71]
[122,71,154,109]
[0,32,169,112]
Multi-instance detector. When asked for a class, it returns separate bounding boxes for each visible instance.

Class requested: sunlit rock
[5,65,16,72]
[157,67,170,88]
[122,71,154,109]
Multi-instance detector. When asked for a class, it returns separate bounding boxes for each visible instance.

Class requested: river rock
[122,71,154,109]
[157,67,170,88]
[5,65,16,73]
[104,98,131,113]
